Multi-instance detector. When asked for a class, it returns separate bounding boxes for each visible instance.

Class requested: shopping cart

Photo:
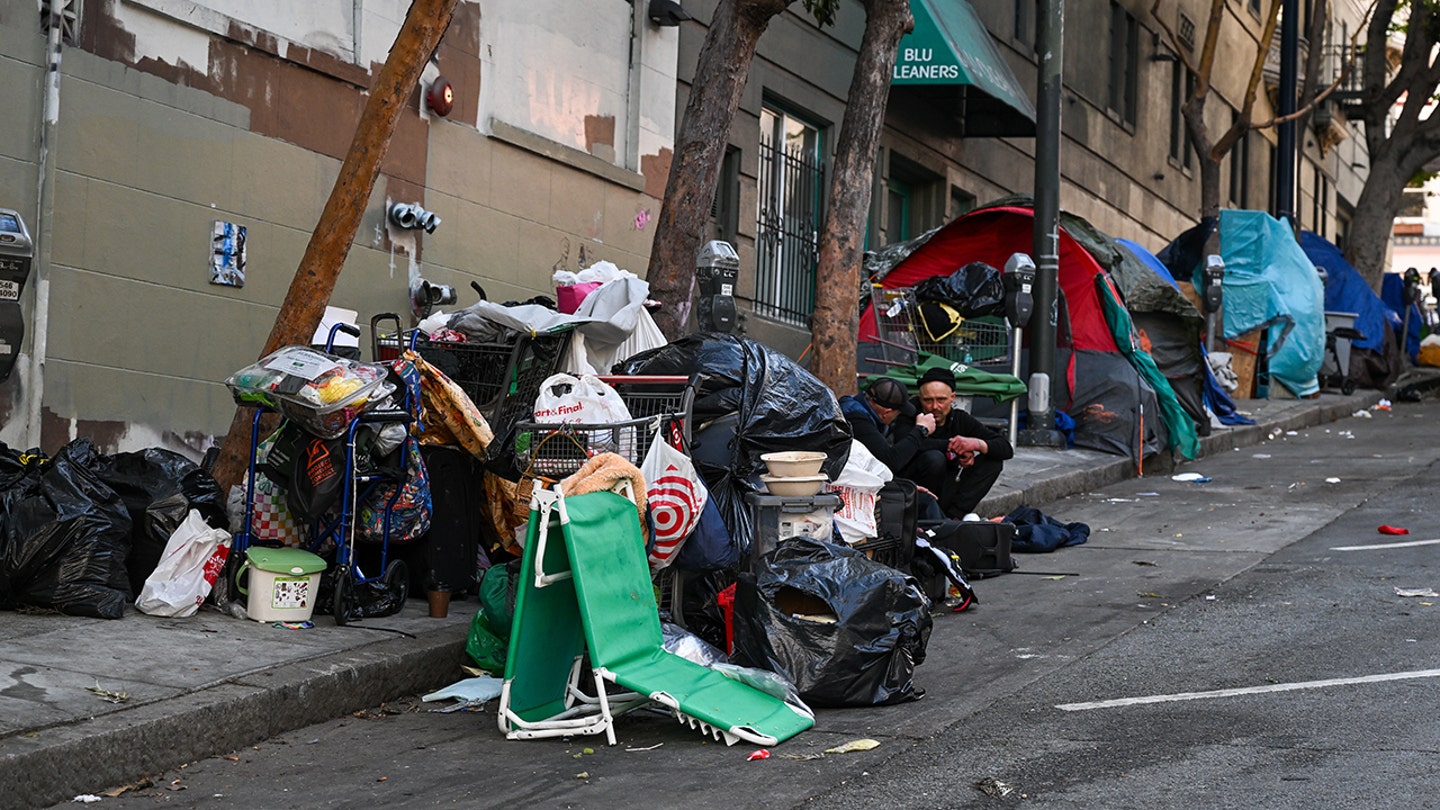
[917,314,1012,366]
[227,323,414,624]
[506,376,696,480]
[370,313,574,439]
[869,284,920,364]
[505,375,697,625]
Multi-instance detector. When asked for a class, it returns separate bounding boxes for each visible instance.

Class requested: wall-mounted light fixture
[648,0,692,26]
[426,75,454,117]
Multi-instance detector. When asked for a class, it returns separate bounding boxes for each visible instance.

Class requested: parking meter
[1404,266,1422,304]
[1003,252,1035,328]
[1201,255,1225,314]
[695,240,739,333]
[0,208,34,382]
[1430,268,1440,305]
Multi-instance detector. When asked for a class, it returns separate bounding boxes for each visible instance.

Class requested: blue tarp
[1298,231,1391,353]
[1217,210,1325,398]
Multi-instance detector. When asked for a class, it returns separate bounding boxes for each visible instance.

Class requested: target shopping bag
[640,437,706,570]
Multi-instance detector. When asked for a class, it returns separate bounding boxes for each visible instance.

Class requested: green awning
[892,0,1037,138]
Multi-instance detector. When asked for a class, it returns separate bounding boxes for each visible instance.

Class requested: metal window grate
[756,135,824,326]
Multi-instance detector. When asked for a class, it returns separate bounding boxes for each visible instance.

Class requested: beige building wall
[0,0,677,457]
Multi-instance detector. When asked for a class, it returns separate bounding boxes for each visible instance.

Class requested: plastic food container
[236,546,327,622]
[760,451,827,478]
[226,346,393,438]
[760,473,829,497]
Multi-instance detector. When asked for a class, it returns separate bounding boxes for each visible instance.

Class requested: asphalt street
[46,399,1440,809]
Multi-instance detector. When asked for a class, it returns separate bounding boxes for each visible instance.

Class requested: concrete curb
[4,628,466,810]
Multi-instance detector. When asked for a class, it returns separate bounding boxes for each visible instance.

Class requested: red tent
[860,206,1119,352]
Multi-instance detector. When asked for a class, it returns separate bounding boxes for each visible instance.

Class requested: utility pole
[208,0,460,495]
[1275,0,1298,227]
[1020,0,1066,448]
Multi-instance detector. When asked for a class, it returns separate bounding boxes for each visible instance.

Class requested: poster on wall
[211,220,247,287]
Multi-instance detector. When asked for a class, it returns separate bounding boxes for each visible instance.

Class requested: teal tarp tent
[1217,211,1325,398]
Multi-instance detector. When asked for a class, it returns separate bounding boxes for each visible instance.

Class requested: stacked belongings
[224,344,428,622]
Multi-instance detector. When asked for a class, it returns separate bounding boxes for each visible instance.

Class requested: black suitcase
[922,520,1015,578]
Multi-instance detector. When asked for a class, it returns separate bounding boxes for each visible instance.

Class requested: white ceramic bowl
[760,473,829,497]
[760,451,827,478]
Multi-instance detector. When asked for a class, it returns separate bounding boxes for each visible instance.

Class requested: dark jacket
[838,394,930,474]
[896,399,1014,463]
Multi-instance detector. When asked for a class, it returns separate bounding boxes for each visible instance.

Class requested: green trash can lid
[244,546,327,575]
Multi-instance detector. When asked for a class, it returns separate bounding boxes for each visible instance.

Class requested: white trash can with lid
[237,546,327,622]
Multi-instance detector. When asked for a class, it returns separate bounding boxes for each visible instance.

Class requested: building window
[1312,164,1329,237]
[886,180,912,245]
[711,146,740,246]
[1108,2,1139,125]
[950,185,977,219]
[756,104,825,326]
[1228,119,1250,208]
[1169,61,1194,169]
[1014,0,1040,51]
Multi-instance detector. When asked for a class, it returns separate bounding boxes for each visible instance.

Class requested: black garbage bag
[912,261,1006,317]
[615,333,852,481]
[0,441,40,491]
[93,449,226,596]
[0,439,133,618]
[731,537,932,707]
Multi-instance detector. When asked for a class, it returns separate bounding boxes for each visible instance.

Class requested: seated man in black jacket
[893,367,1013,518]
[838,376,944,520]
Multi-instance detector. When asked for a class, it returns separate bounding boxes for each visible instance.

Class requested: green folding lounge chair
[496,488,648,744]
[498,478,817,743]
[558,486,814,746]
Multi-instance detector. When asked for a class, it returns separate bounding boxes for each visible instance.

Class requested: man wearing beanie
[894,366,1013,518]
[837,376,945,520]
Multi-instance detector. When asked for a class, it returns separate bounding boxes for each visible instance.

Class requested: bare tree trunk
[811,0,912,395]
[645,0,793,340]
[208,0,461,495]
[1344,0,1440,288]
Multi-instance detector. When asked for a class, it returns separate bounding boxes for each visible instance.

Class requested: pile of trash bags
[0,439,225,618]
[616,333,852,558]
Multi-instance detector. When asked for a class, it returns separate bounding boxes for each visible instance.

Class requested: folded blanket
[561,452,647,526]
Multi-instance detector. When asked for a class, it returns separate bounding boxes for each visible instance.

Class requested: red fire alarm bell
[426,76,454,117]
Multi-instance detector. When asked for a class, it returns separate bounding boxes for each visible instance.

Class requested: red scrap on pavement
[1378,525,1411,535]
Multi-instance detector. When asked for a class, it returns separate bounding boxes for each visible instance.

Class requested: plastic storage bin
[237,546,328,622]
[743,492,842,567]
[225,346,393,438]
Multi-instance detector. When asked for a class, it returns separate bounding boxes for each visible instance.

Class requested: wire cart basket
[917,314,1011,366]
[869,286,1012,368]
[869,284,920,364]
[370,313,573,437]
[507,376,696,480]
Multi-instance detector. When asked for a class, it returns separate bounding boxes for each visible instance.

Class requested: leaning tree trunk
[208,0,461,495]
[811,0,912,395]
[1346,149,1419,290]
[645,0,793,340]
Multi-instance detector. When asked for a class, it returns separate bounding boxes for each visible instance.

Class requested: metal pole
[1275,0,1298,227]
[1020,0,1066,448]
[25,4,63,450]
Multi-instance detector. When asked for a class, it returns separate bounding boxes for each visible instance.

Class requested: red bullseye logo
[648,463,703,564]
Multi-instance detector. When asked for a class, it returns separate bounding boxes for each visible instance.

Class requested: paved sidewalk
[0,387,1395,810]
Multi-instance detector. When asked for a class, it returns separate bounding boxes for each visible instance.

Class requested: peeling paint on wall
[641,147,673,200]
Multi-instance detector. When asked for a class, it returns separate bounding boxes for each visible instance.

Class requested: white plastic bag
[533,373,634,424]
[641,438,708,569]
[136,510,233,617]
[825,439,892,544]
